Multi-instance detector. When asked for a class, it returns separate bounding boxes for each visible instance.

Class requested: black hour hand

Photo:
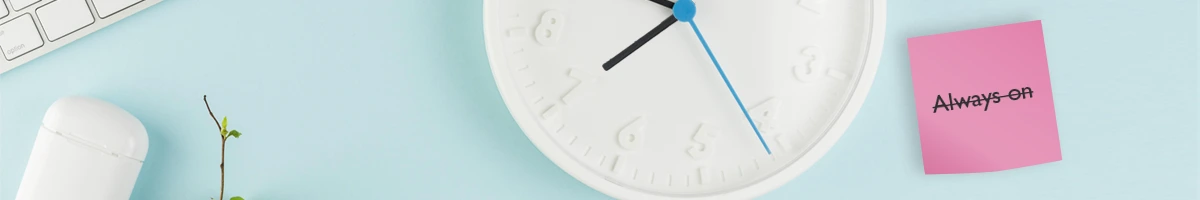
[602,15,678,71]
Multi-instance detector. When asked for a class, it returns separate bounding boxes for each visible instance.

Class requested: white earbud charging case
[15,96,149,200]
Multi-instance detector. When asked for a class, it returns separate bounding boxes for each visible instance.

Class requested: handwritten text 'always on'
[932,87,1033,113]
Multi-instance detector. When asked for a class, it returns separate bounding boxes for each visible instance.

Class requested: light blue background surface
[2,0,1196,199]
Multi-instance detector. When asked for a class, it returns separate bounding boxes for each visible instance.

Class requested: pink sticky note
[907,20,1061,174]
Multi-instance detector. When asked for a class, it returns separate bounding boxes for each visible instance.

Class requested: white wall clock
[483,0,886,199]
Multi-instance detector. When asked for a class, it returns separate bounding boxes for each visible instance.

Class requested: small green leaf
[229,130,242,138]
[221,116,229,131]
[230,196,244,200]
[220,129,228,137]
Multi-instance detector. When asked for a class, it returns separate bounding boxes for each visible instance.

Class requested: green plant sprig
[204,95,245,200]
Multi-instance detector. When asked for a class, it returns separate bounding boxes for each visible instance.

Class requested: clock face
[483,0,885,199]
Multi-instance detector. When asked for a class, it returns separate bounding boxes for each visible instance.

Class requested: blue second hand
[674,0,771,154]
[688,22,772,155]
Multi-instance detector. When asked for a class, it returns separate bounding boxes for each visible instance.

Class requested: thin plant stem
[204,95,226,200]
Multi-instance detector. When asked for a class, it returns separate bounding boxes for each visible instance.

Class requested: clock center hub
[673,0,697,22]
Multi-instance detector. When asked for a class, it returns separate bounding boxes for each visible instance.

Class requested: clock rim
[481,0,887,199]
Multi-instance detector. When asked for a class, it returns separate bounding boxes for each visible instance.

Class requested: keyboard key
[0,2,9,18]
[0,14,44,60]
[10,0,40,11]
[93,0,143,18]
[37,0,95,41]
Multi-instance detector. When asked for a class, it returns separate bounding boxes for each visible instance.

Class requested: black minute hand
[649,0,675,8]
[603,15,678,71]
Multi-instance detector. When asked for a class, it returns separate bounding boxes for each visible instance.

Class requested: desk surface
[2,0,1196,199]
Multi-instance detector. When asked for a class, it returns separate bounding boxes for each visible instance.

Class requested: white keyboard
[0,0,160,75]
